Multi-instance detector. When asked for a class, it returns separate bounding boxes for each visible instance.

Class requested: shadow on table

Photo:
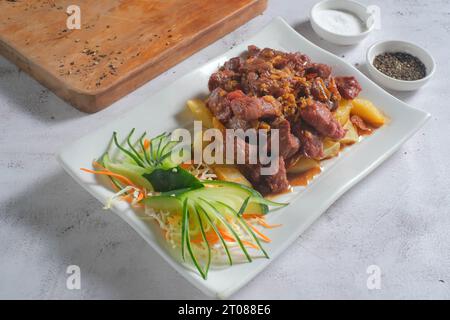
[2,169,209,299]
[0,56,84,123]
[292,20,359,58]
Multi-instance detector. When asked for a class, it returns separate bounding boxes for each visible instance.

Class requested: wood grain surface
[0,0,267,113]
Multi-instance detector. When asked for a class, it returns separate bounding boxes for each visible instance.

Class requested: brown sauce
[354,125,374,136]
[266,167,322,199]
[288,167,322,187]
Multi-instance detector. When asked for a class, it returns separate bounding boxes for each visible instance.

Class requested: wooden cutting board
[0,0,267,113]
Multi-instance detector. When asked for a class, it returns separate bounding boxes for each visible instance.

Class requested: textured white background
[1,0,449,299]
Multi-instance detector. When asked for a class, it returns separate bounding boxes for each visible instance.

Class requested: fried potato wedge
[334,99,353,126]
[340,121,359,145]
[212,164,252,187]
[187,99,214,129]
[287,157,320,174]
[351,98,385,127]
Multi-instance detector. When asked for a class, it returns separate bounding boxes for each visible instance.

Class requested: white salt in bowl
[366,40,436,91]
[310,0,375,45]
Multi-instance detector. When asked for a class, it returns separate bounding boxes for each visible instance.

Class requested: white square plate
[58,17,430,298]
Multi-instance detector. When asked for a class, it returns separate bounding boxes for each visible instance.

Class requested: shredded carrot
[217,229,257,248]
[218,229,235,242]
[248,224,271,243]
[143,139,151,150]
[241,240,259,249]
[218,229,259,249]
[122,194,133,203]
[242,213,264,219]
[191,229,220,244]
[83,163,146,208]
[179,162,192,169]
[191,228,259,249]
[167,215,181,225]
[92,161,107,170]
[80,168,137,188]
[256,218,282,229]
[92,162,123,192]
[242,213,281,229]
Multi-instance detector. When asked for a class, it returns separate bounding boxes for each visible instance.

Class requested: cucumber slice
[202,180,268,215]
[144,194,202,236]
[145,195,182,214]
[179,181,268,215]
[144,180,269,215]
[102,154,154,191]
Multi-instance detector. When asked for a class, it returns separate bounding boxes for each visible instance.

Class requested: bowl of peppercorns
[366,40,435,91]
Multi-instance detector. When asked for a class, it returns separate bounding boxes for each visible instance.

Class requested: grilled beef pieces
[206,46,362,194]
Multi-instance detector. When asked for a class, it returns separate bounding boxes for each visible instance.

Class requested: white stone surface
[0,0,449,299]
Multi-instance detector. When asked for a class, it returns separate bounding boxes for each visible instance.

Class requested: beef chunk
[228,90,280,121]
[310,78,342,111]
[241,157,289,195]
[226,89,246,100]
[300,101,346,140]
[241,164,262,187]
[326,77,341,99]
[298,129,324,159]
[241,57,272,75]
[272,56,289,69]
[351,115,372,132]
[208,89,280,124]
[248,46,280,61]
[285,52,311,73]
[258,48,276,60]
[247,45,261,57]
[233,136,259,164]
[223,57,243,72]
[241,72,287,97]
[270,118,300,159]
[208,69,239,92]
[262,157,289,194]
[206,88,233,122]
[260,96,282,117]
[310,78,331,102]
[230,96,263,121]
[208,57,245,91]
[335,76,362,99]
[245,46,311,75]
[226,116,252,130]
[294,81,310,98]
[325,77,341,111]
[306,63,332,79]
[240,71,259,95]
[325,99,339,111]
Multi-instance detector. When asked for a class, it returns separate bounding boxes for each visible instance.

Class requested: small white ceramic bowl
[366,40,435,91]
[310,0,375,46]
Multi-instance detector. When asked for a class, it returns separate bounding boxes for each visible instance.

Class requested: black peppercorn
[373,52,426,81]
